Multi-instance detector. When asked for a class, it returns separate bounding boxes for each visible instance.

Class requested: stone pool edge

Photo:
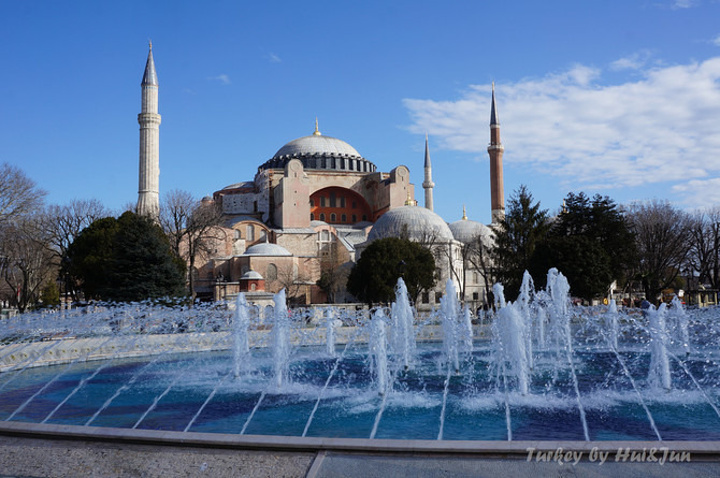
[1,421,719,459]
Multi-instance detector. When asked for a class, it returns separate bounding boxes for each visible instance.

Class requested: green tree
[492,185,550,299]
[66,212,186,302]
[347,237,435,304]
[531,236,612,301]
[65,217,119,300]
[39,281,60,307]
[530,192,635,301]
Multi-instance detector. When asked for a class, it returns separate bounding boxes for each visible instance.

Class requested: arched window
[266,263,278,281]
[341,214,347,223]
[320,213,325,221]
[331,213,337,222]
[310,213,315,221]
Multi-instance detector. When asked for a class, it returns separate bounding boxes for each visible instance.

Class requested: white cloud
[712,35,720,47]
[673,178,720,206]
[268,52,282,63]
[671,0,696,9]
[207,74,231,85]
[610,51,654,71]
[403,57,720,208]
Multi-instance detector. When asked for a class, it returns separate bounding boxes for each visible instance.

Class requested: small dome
[368,206,454,242]
[258,126,377,173]
[240,270,263,280]
[449,218,493,245]
[242,243,292,257]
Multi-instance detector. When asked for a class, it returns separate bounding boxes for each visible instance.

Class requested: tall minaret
[422,133,435,211]
[487,82,505,224]
[137,41,161,218]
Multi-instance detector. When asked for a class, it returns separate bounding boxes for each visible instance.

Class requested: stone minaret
[422,134,435,211]
[487,82,505,224]
[136,42,161,218]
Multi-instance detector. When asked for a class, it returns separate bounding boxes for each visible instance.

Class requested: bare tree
[160,190,225,300]
[0,163,46,226]
[465,231,496,306]
[625,200,692,300]
[276,261,312,304]
[0,215,56,311]
[687,207,720,290]
[317,243,350,303]
[41,199,109,300]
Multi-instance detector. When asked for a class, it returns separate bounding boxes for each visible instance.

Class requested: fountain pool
[1,270,720,442]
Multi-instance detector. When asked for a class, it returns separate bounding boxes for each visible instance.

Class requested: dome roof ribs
[258,130,377,173]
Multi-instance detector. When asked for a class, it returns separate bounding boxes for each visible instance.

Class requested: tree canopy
[530,192,635,301]
[66,212,186,302]
[160,190,224,299]
[492,185,550,299]
[625,200,691,300]
[347,237,435,304]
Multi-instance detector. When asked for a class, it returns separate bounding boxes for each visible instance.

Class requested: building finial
[404,190,416,206]
[462,205,467,220]
[149,39,153,51]
[313,117,321,136]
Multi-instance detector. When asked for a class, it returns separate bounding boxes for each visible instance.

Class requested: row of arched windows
[311,213,368,223]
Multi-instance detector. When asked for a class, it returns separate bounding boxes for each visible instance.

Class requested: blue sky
[2,0,720,225]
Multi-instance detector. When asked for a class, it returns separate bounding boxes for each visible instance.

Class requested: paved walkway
[1,422,720,477]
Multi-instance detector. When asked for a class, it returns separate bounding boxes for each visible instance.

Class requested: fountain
[2,270,720,442]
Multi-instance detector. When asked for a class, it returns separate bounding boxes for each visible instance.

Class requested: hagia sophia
[136,45,504,310]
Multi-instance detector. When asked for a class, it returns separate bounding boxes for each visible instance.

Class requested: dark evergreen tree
[66,212,186,302]
[65,216,119,300]
[531,192,635,301]
[492,185,550,299]
[347,237,435,304]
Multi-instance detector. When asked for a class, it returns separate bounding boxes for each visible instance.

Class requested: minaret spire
[422,133,435,211]
[487,82,505,224]
[137,42,161,219]
[490,81,499,127]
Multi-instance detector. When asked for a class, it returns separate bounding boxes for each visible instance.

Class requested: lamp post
[397,260,406,279]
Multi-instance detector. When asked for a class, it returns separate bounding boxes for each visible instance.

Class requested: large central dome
[274,134,362,159]
[258,125,376,173]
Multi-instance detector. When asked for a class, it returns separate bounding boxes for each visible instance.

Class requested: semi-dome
[368,206,454,242]
[241,243,292,257]
[449,218,493,245]
[258,125,376,173]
